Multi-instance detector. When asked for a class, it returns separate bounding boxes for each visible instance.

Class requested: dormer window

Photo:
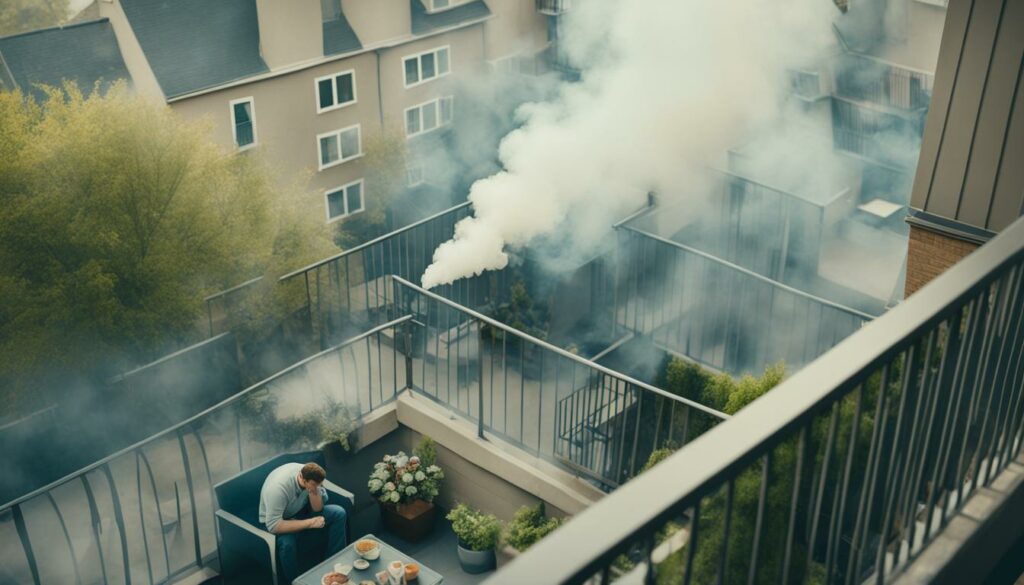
[432,0,450,9]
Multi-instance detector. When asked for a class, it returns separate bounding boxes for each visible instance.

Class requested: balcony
[536,0,571,16]
[494,214,1024,584]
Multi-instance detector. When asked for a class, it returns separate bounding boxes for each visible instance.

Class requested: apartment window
[316,70,356,113]
[231,97,256,150]
[318,124,362,170]
[403,46,450,87]
[325,179,365,222]
[406,162,425,187]
[431,0,450,9]
[405,96,454,138]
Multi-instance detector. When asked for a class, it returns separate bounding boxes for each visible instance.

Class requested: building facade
[0,0,555,224]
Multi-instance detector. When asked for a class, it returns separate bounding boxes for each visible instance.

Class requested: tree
[0,0,68,37]
[0,82,336,413]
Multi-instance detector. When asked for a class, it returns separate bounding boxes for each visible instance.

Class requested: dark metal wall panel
[961,0,1024,227]
[926,0,1004,219]
[911,0,1024,233]
[911,0,974,212]
[987,62,1024,230]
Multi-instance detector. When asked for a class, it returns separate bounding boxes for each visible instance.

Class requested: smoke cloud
[421,0,837,288]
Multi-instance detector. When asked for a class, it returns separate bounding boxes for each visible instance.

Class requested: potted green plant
[446,503,503,574]
[497,502,563,567]
[368,436,444,542]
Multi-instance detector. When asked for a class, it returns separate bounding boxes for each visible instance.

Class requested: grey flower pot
[456,542,496,574]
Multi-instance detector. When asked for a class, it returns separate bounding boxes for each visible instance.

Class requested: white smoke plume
[421,0,837,289]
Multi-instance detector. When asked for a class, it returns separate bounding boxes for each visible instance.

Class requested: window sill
[318,152,365,172]
[326,207,365,224]
[317,100,358,115]
[403,72,451,90]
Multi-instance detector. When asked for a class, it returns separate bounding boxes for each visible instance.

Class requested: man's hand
[306,516,326,529]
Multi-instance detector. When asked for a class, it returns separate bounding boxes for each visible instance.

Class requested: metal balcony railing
[0,316,411,585]
[492,215,1024,584]
[537,0,571,15]
[833,53,935,111]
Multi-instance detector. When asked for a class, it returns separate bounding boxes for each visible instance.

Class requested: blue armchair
[215,450,354,585]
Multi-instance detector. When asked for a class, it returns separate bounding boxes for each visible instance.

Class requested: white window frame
[404,96,454,139]
[317,124,363,171]
[230,97,257,151]
[402,45,451,89]
[324,178,366,223]
[428,0,453,11]
[315,69,358,114]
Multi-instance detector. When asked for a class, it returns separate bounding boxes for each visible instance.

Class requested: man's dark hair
[300,462,326,483]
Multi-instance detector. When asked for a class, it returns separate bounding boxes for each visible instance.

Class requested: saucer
[353,559,370,570]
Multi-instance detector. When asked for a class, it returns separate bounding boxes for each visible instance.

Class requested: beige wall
[99,0,164,99]
[877,0,946,72]
[256,0,324,69]
[378,26,485,137]
[170,50,382,221]
[341,0,411,48]
[483,0,548,61]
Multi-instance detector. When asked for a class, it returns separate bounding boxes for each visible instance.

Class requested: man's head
[297,462,326,489]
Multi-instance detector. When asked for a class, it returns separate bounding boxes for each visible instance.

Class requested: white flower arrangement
[367,449,444,506]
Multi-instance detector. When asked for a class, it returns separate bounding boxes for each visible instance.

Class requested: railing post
[478,321,485,439]
[404,319,414,391]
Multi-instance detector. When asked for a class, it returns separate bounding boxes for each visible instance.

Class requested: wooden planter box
[380,500,436,542]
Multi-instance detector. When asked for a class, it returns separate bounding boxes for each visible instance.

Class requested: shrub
[504,502,562,552]
[447,503,503,552]
[414,435,438,467]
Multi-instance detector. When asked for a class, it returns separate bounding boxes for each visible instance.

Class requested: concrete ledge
[893,454,1024,585]
[394,391,604,516]
[352,402,399,452]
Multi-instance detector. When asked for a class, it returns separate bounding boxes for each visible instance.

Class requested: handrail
[108,332,233,382]
[618,224,876,321]
[203,275,264,303]
[0,315,413,512]
[278,202,472,281]
[392,276,730,421]
[489,215,1024,584]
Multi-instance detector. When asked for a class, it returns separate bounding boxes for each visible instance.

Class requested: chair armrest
[216,509,279,585]
[322,479,355,508]
[216,509,276,546]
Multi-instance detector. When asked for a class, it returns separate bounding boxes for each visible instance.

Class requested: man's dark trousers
[266,503,347,582]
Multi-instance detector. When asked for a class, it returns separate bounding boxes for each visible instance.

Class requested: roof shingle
[119,0,268,98]
[0,19,131,101]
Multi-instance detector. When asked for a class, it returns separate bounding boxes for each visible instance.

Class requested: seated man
[259,462,347,581]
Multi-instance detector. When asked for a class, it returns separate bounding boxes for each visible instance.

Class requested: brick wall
[905,225,980,297]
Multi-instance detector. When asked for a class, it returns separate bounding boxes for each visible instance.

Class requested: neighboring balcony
[537,0,571,16]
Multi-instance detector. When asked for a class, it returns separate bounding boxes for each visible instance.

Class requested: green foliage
[486,278,550,341]
[0,83,336,413]
[414,435,438,467]
[447,503,503,552]
[504,502,562,552]
[641,447,674,473]
[0,0,68,36]
[238,390,357,452]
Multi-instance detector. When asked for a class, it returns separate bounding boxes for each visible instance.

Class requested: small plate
[353,559,370,571]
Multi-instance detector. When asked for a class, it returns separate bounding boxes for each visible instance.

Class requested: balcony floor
[367,516,494,585]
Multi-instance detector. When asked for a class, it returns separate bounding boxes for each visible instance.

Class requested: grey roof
[410,0,491,36]
[0,19,131,101]
[323,12,362,57]
[120,0,268,98]
[909,0,1024,235]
